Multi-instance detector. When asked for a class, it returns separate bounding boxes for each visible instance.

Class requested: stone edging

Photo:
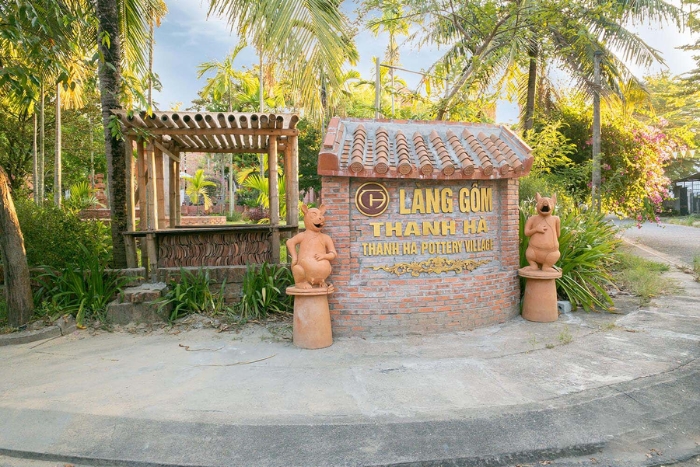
[0,317,76,347]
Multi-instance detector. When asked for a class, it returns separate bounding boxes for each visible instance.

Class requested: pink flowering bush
[600,117,683,223]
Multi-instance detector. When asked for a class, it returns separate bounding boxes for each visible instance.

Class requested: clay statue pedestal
[286,286,334,349]
[518,268,562,322]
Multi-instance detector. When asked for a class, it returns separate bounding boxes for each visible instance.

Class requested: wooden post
[269,136,280,264]
[169,155,177,227]
[146,233,158,282]
[146,143,159,281]
[174,154,181,226]
[137,140,148,270]
[154,145,166,228]
[124,136,137,268]
[288,134,300,229]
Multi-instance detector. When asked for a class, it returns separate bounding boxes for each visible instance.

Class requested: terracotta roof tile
[318,118,533,180]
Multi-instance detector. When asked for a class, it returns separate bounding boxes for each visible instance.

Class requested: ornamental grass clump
[520,203,620,311]
[35,245,135,327]
[157,268,227,322]
[234,263,293,320]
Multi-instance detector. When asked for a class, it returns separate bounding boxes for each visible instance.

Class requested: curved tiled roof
[318,117,533,180]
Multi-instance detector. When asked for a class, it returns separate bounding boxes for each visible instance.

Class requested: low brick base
[321,176,521,337]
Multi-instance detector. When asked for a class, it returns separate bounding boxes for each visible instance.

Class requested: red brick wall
[321,176,521,337]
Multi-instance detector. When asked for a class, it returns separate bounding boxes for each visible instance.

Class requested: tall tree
[401,0,684,121]
[96,0,128,268]
[197,44,255,112]
[519,0,683,132]
[364,0,411,116]
[207,0,358,121]
[0,166,33,327]
[93,0,166,267]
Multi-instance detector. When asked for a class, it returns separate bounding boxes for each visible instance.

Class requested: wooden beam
[125,141,286,155]
[127,128,299,136]
[153,140,180,162]
[124,136,137,268]
[269,136,280,264]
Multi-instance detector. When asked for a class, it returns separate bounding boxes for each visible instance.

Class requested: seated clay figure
[524,193,561,272]
[286,204,337,290]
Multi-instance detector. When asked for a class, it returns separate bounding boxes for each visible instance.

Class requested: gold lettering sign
[355,182,389,217]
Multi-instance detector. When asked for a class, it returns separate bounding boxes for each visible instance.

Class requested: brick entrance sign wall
[318,118,533,337]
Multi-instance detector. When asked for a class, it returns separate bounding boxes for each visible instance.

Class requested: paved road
[615,220,700,267]
[0,221,698,467]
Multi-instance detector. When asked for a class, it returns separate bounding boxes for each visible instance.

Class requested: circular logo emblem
[355,182,389,217]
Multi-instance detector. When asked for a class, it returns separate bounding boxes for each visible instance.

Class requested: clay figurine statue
[286,204,337,290]
[523,193,561,273]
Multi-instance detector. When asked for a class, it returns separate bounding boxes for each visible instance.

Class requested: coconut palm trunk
[523,43,538,133]
[96,0,128,268]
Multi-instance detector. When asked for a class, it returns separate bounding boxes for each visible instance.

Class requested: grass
[612,251,677,304]
[694,255,700,277]
[664,215,700,227]
[558,326,573,345]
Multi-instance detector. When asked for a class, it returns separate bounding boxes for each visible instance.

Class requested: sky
[152,0,698,124]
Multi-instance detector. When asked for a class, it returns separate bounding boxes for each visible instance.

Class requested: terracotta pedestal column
[518,268,562,323]
[286,286,334,349]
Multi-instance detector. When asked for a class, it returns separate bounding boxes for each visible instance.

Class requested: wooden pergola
[113,110,300,280]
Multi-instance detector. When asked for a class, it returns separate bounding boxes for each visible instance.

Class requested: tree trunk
[39,82,45,204]
[148,13,154,109]
[592,51,602,212]
[32,112,38,203]
[96,0,128,268]
[0,166,34,327]
[523,43,538,133]
[54,82,62,206]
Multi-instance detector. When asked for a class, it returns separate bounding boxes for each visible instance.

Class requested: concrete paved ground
[0,225,698,466]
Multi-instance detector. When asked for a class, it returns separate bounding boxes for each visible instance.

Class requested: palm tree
[518,0,684,132]
[94,0,167,268]
[402,0,684,121]
[184,169,217,215]
[365,0,410,116]
[198,44,254,112]
[207,0,358,121]
[240,173,289,219]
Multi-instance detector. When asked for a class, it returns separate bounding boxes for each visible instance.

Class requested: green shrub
[226,210,243,222]
[520,203,620,311]
[156,268,226,322]
[235,263,293,320]
[244,206,270,224]
[519,174,577,212]
[35,245,135,326]
[14,198,111,269]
